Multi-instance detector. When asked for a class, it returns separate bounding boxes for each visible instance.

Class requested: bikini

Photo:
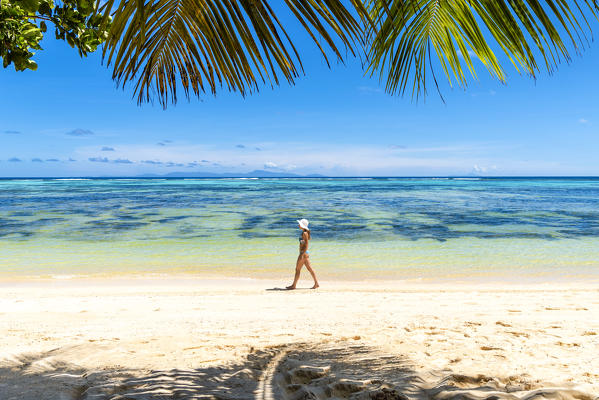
[299,232,309,254]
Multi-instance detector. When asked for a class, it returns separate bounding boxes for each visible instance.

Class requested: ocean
[1,177,598,282]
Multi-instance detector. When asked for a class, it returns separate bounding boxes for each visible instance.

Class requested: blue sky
[1,13,598,177]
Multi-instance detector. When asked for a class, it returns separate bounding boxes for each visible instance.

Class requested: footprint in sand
[507,331,530,338]
[183,346,203,351]
[290,365,330,382]
[480,346,503,351]
[555,341,580,347]
[265,344,593,400]
[279,360,407,400]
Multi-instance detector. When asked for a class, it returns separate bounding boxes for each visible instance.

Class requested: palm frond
[366,0,598,99]
[100,0,369,107]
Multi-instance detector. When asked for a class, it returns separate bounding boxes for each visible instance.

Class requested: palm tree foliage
[98,0,598,106]
[366,0,598,99]
[100,0,368,106]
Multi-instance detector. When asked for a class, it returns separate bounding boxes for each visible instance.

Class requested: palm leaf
[366,0,598,99]
[100,0,369,107]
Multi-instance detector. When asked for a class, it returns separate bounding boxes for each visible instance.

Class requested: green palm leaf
[366,0,598,99]
[98,0,598,106]
[100,0,369,107]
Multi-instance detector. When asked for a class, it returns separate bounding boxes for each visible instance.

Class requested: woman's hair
[303,229,311,239]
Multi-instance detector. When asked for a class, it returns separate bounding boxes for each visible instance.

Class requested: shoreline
[1,273,599,291]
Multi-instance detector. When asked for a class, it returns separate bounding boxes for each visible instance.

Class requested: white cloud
[471,164,498,175]
[579,118,588,124]
[357,86,382,94]
[458,50,480,61]
[467,50,479,60]
[70,141,565,176]
[66,128,94,137]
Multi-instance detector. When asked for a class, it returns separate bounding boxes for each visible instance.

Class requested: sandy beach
[1,277,598,400]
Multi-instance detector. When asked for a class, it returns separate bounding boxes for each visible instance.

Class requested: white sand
[0,277,598,399]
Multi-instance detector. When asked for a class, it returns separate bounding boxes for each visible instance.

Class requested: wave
[51,178,91,181]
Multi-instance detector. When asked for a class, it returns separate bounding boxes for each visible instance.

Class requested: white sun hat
[297,218,310,230]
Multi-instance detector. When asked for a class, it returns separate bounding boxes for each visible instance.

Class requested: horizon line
[2,175,599,179]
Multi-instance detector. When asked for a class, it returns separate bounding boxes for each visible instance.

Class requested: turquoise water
[1,177,598,281]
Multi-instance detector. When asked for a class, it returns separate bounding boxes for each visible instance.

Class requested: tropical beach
[3,0,599,398]
[1,178,599,399]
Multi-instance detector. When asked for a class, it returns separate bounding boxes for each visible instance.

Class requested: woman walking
[287,219,319,290]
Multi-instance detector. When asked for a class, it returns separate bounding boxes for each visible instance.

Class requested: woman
[287,218,319,290]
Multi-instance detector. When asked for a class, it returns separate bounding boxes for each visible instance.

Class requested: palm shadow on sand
[0,341,593,400]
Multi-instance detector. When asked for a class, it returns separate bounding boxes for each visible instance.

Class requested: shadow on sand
[0,341,594,400]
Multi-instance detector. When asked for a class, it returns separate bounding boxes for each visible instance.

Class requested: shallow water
[1,177,598,281]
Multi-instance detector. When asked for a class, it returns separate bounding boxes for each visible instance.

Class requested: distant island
[136,170,326,178]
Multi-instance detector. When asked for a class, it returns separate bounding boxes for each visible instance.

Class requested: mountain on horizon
[136,170,325,178]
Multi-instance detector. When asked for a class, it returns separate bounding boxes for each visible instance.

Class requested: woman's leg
[304,255,319,289]
[286,254,305,289]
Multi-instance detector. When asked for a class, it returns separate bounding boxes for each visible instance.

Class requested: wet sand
[0,277,598,399]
